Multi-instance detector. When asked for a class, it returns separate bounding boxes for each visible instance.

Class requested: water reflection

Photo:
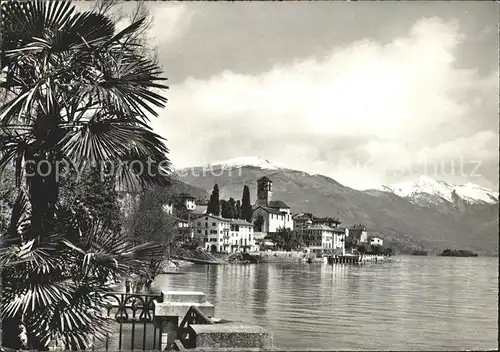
[154,257,498,351]
[252,264,269,320]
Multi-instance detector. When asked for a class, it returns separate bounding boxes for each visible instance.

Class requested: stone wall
[249,251,305,263]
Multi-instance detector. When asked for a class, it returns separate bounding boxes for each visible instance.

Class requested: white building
[229,219,255,253]
[192,199,208,215]
[174,217,194,239]
[194,214,230,253]
[162,203,174,215]
[332,228,347,255]
[173,193,197,211]
[252,176,294,236]
[368,236,384,246]
[301,224,334,254]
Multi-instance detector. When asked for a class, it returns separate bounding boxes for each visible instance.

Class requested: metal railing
[176,306,214,349]
[100,292,163,351]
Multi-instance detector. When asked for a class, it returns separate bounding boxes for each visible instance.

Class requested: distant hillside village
[119,176,385,255]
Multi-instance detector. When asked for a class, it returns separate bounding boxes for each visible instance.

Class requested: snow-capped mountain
[453,183,499,204]
[178,162,498,255]
[199,156,287,170]
[379,175,499,205]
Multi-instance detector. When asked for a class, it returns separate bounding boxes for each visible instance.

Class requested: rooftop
[304,224,335,231]
[268,200,290,209]
[173,216,188,223]
[253,206,284,215]
[292,212,314,219]
[257,176,272,183]
[230,219,253,226]
[193,213,231,222]
[349,226,367,231]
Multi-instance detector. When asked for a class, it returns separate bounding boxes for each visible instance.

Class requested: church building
[252,176,294,235]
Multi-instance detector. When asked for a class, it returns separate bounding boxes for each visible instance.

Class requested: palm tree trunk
[1,318,28,350]
[25,150,59,238]
[0,270,2,348]
[22,149,59,350]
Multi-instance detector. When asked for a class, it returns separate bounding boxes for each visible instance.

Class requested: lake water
[153,256,498,351]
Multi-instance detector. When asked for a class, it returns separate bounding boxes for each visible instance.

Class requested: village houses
[368,235,384,246]
[347,226,369,245]
[161,193,198,239]
[139,175,380,255]
[193,214,230,253]
[229,219,255,252]
[192,214,255,253]
[292,213,347,254]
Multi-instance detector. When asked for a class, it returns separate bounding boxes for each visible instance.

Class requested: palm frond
[1,0,170,348]
[59,118,171,190]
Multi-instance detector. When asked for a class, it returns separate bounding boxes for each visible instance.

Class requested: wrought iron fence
[97,292,163,351]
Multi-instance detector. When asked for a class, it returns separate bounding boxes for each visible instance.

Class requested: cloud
[149,4,193,44]
[115,3,192,44]
[151,16,498,189]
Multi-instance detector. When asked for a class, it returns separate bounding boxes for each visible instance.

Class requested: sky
[84,1,499,190]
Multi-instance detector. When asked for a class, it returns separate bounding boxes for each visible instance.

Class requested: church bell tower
[256,176,272,207]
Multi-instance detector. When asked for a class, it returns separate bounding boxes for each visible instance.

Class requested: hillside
[178,163,498,256]
[170,179,209,199]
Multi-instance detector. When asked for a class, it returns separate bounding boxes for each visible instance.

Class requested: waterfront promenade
[153,256,498,350]
[100,290,273,351]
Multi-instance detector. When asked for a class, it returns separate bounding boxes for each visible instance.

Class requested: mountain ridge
[177,159,498,256]
[179,157,497,206]
[378,175,498,205]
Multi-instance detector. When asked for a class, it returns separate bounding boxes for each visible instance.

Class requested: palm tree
[0,1,169,349]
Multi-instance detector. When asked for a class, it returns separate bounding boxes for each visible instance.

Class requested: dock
[327,255,360,264]
[327,254,388,264]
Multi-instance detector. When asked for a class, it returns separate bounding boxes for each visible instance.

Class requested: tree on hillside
[265,227,301,251]
[60,165,122,234]
[352,224,366,229]
[220,199,234,218]
[241,185,253,222]
[228,197,237,218]
[357,244,367,254]
[207,184,220,215]
[0,1,168,349]
[125,185,180,286]
[236,200,242,219]
[357,243,371,254]
[344,236,354,250]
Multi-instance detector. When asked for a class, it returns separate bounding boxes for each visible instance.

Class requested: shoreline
[162,249,491,269]
[173,250,394,265]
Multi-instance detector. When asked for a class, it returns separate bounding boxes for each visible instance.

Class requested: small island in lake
[440,249,478,257]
